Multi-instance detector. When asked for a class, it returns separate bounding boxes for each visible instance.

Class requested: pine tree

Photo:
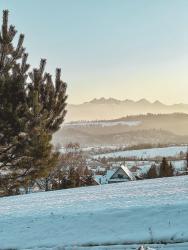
[84,166,94,186]
[169,162,174,176]
[147,164,158,179]
[0,10,31,195]
[0,10,67,195]
[23,60,67,192]
[185,149,188,174]
[159,158,173,177]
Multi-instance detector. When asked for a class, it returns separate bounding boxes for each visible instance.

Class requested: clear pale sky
[1,0,188,104]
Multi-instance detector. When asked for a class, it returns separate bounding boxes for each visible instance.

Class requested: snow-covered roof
[106,170,115,179]
[94,170,115,185]
[96,166,106,172]
[110,165,136,181]
[120,165,136,180]
[94,175,107,185]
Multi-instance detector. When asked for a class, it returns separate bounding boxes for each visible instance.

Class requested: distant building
[94,170,115,185]
[108,165,136,183]
[130,165,140,174]
[111,162,122,168]
[86,160,106,169]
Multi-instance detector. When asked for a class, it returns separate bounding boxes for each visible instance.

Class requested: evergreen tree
[185,149,188,174]
[0,10,31,195]
[169,162,174,176]
[147,164,158,179]
[0,10,67,195]
[83,167,94,186]
[159,158,174,177]
[23,60,67,192]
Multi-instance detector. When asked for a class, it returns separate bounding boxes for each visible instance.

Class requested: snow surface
[0,176,188,249]
[64,120,141,127]
[94,146,188,159]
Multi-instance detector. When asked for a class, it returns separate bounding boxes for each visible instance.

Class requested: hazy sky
[1,0,188,104]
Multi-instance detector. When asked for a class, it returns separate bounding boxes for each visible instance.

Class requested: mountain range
[66,98,188,121]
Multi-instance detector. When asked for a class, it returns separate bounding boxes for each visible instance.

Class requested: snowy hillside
[64,120,142,127]
[0,176,188,249]
[94,145,188,159]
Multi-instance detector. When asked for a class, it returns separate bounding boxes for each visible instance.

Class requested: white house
[108,165,136,183]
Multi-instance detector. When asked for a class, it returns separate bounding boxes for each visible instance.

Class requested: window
[118,174,124,179]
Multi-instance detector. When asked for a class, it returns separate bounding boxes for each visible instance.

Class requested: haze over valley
[66,98,188,121]
[54,112,188,147]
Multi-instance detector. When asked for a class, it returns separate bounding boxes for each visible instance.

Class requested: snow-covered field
[94,145,188,159]
[64,120,141,127]
[0,176,188,249]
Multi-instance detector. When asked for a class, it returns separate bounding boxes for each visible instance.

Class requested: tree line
[145,156,188,179]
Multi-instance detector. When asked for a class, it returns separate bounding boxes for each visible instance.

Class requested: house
[87,159,107,168]
[130,165,140,174]
[94,175,105,185]
[94,169,115,185]
[108,165,136,183]
[95,166,106,174]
